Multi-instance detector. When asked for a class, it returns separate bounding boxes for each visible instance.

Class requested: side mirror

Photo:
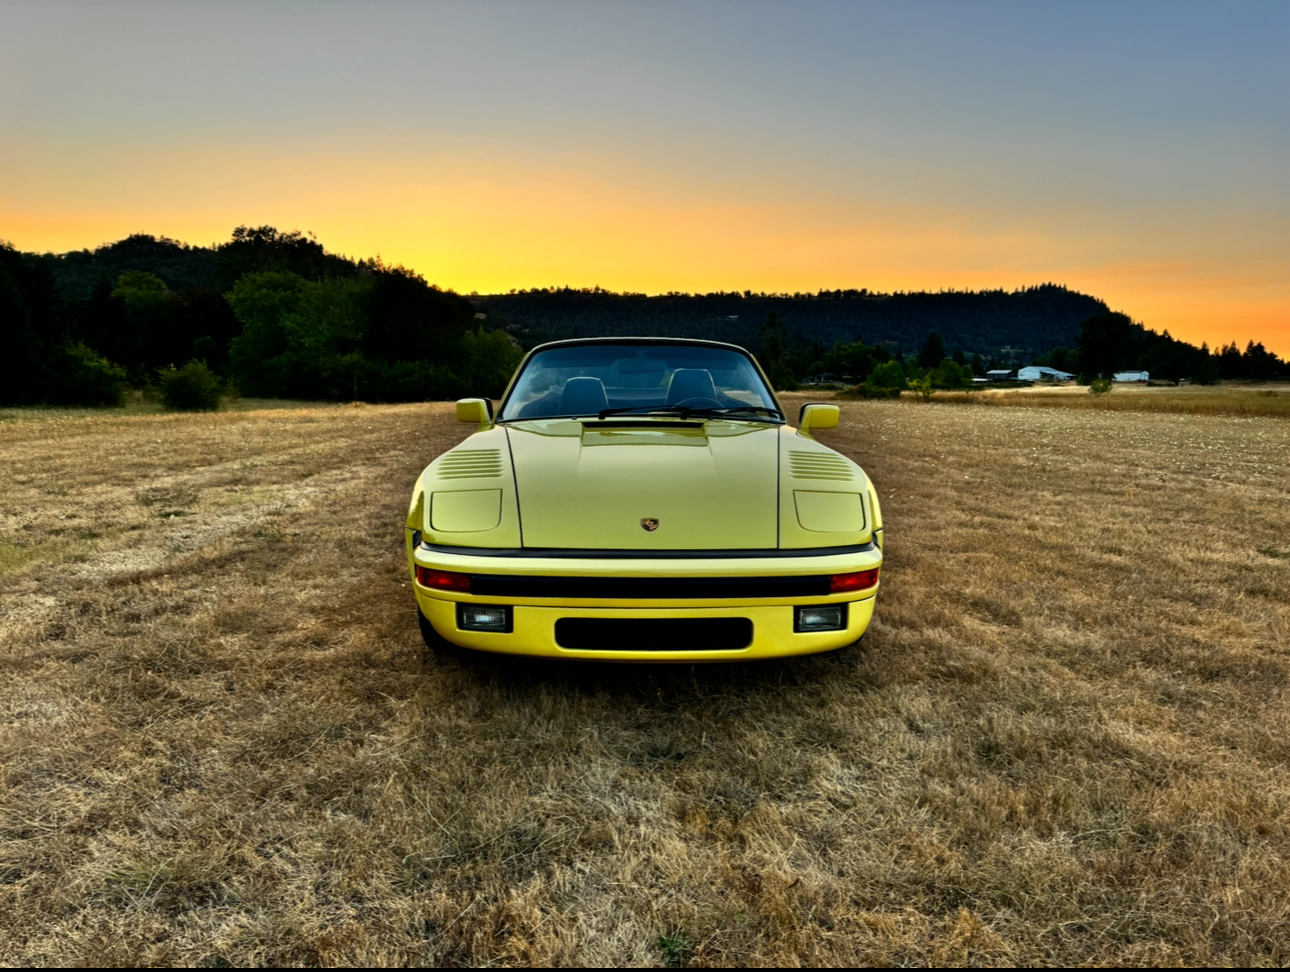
[798,403,839,433]
[456,398,493,426]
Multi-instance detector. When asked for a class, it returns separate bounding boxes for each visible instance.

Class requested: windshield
[497,343,781,422]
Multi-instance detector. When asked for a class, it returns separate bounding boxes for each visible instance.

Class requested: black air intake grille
[555,618,753,651]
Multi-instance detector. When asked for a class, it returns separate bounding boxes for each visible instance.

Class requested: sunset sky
[3,1,1287,355]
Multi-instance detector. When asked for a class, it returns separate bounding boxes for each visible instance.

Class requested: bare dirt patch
[1,396,1288,965]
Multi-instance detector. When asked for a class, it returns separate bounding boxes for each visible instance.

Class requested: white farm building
[1017,366,1075,382]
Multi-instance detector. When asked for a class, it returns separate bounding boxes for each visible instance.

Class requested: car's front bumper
[408,538,882,662]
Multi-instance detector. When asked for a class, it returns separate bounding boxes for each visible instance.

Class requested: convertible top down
[406,338,882,661]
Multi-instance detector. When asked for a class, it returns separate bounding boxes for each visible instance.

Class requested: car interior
[504,346,777,420]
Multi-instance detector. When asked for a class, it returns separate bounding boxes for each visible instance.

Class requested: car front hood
[506,419,780,549]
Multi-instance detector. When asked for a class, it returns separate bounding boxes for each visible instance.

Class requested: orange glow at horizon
[3,140,1287,357]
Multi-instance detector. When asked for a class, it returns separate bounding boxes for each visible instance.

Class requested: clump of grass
[0,541,49,576]
[657,930,693,967]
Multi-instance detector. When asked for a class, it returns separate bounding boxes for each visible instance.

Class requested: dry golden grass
[2,391,1288,966]
[907,381,1290,419]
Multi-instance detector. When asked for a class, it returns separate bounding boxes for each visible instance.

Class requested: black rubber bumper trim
[419,541,875,560]
[468,574,831,599]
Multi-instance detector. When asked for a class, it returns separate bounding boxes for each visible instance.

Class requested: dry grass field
[934,382,1290,419]
[2,388,1288,966]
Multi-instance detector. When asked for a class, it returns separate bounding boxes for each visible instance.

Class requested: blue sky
[3,0,1287,351]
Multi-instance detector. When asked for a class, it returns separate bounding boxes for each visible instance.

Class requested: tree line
[1072,311,1287,384]
[0,228,521,408]
[753,310,1287,394]
[3,230,1284,409]
[478,283,1111,361]
[485,287,1286,387]
[755,315,976,396]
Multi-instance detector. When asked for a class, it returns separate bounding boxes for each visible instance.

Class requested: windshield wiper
[595,406,692,420]
[689,406,785,421]
[671,406,784,423]
[594,405,784,422]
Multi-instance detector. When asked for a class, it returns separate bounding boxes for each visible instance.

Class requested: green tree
[757,313,795,390]
[1048,347,1077,373]
[226,272,368,397]
[1,243,71,404]
[158,360,223,411]
[868,360,906,390]
[110,270,172,376]
[918,331,946,370]
[1076,311,1136,379]
[77,279,131,366]
[825,340,877,382]
[362,264,476,363]
[1243,341,1281,381]
[112,269,167,304]
[214,225,357,289]
[1218,342,1245,379]
[907,373,934,400]
[0,262,45,404]
[461,327,524,398]
[46,343,126,407]
[932,360,972,389]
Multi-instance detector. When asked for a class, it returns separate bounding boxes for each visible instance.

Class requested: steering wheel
[671,397,722,409]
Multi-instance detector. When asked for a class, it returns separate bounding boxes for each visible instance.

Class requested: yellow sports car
[406,338,882,661]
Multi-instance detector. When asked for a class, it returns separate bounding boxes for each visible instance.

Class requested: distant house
[984,369,1016,381]
[1113,371,1150,383]
[1017,366,1075,382]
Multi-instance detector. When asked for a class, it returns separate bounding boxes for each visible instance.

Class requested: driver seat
[559,376,610,416]
[664,369,718,406]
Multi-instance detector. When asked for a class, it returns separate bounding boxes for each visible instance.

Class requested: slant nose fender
[414,426,522,549]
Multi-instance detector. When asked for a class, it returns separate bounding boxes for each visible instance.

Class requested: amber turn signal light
[829,568,879,593]
[415,566,472,592]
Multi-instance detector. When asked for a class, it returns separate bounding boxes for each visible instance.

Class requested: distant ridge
[9,231,1284,403]
[473,285,1108,358]
[27,235,1105,357]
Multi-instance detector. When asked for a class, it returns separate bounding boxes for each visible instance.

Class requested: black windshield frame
[495,339,784,424]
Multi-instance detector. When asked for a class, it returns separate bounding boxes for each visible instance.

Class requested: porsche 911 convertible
[406,337,882,661]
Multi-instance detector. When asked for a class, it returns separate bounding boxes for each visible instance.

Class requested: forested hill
[2,228,522,408]
[30,231,355,299]
[29,234,1104,357]
[12,229,1279,410]
[475,285,1109,359]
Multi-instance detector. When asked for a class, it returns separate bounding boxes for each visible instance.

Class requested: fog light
[795,604,847,632]
[457,604,512,632]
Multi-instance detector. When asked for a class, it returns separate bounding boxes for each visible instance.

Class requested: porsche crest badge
[640,518,659,532]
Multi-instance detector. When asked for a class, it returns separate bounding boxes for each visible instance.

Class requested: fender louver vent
[437,449,504,479]
[788,451,854,481]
